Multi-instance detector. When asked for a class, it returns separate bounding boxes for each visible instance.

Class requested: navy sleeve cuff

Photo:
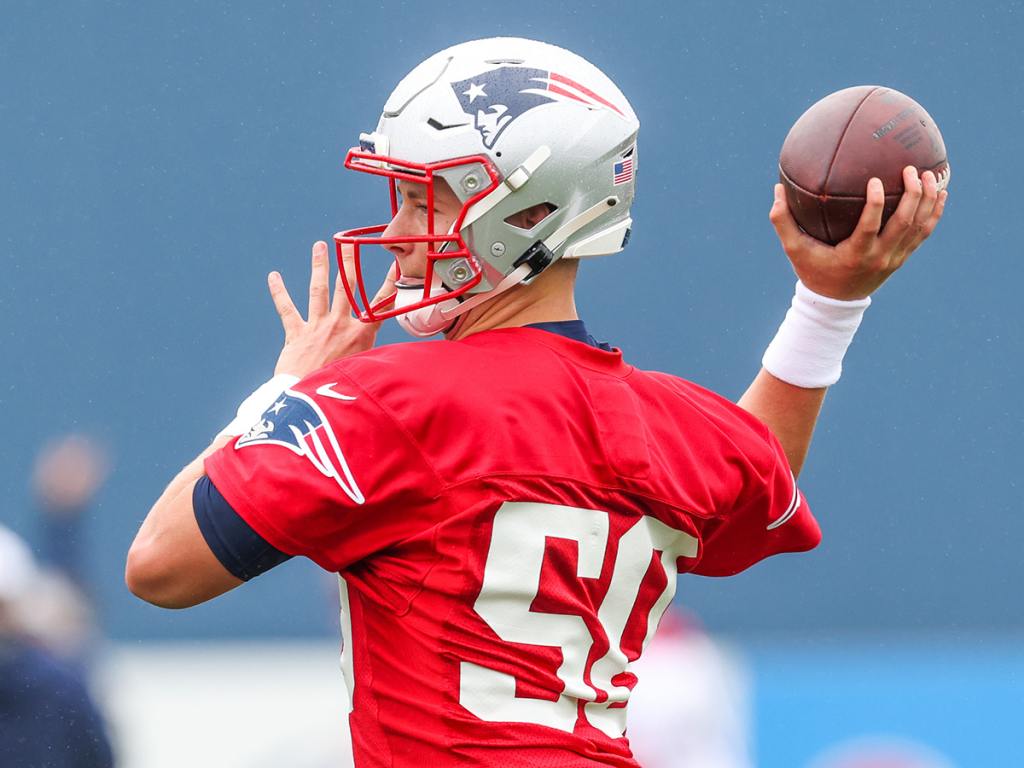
[193,475,293,581]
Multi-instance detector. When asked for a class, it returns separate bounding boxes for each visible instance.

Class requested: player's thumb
[768,184,802,242]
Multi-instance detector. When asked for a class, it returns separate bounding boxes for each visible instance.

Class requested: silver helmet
[335,37,640,337]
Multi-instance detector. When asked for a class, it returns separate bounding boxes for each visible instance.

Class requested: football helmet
[334,37,640,337]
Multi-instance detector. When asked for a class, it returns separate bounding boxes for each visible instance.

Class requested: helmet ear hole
[504,202,557,232]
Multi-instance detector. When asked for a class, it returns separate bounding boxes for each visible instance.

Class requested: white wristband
[217,373,300,439]
[762,281,871,388]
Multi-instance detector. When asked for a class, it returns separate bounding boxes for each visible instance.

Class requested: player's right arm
[738,167,947,475]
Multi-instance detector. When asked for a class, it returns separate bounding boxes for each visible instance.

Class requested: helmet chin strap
[394,273,461,338]
[395,264,533,338]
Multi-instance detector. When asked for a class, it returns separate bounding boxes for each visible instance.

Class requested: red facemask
[333,148,502,323]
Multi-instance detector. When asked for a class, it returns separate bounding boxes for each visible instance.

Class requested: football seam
[782,172,904,200]
[784,161,946,200]
[821,86,883,242]
[779,165,828,239]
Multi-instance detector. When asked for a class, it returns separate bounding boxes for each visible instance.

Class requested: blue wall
[2,0,1021,640]
[750,640,1024,767]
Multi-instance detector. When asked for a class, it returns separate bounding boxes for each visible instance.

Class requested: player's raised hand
[268,241,396,378]
[769,166,948,301]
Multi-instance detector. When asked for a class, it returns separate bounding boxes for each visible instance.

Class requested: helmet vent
[485,58,525,64]
[504,203,557,231]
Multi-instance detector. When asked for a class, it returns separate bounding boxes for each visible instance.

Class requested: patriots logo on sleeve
[451,66,624,149]
[236,388,365,505]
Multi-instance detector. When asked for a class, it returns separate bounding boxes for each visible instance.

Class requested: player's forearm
[742,278,874,475]
[737,369,826,477]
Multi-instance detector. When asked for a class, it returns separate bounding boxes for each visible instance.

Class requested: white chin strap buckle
[393,276,460,337]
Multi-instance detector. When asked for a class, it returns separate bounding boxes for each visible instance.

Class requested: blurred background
[2,1,1021,766]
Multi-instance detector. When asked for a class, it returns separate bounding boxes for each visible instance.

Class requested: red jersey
[204,327,820,767]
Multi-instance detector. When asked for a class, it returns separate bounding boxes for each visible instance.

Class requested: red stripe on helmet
[550,72,624,116]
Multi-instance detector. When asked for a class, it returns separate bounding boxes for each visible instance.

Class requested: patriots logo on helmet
[451,66,624,149]
[236,389,364,505]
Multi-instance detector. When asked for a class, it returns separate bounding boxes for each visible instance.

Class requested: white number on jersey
[459,501,698,738]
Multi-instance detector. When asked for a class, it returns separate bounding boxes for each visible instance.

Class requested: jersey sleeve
[193,475,293,581]
[691,422,821,577]
[203,365,445,573]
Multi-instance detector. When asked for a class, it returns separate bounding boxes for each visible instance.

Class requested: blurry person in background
[0,524,115,768]
[33,434,112,587]
[28,434,111,669]
[627,607,752,768]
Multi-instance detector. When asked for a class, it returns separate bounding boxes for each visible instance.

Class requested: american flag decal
[613,155,634,185]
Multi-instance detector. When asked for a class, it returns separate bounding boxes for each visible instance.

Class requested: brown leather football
[779,86,949,244]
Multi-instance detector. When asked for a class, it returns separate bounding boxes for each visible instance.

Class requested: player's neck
[446,261,579,341]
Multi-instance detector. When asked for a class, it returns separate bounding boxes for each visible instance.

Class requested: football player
[126,37,946,767]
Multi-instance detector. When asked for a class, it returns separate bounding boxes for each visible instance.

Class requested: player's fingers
[268,271,303,337]
[879,166,922,253]
[845,177,885,254]
[332,242,361,318]
[907,170,939,243]
[888,170,938,269]
[308,241,330,320]
[923,190,948,238]
[902,188,948,257]
[915,170,938,221]
[332,270,353,318]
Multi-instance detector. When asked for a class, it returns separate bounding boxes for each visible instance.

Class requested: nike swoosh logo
[315,382,357,401]
[427,118,470,131]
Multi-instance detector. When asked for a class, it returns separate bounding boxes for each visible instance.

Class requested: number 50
[460,502,698,738]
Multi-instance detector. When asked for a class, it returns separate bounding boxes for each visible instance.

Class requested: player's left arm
[126,242,394,608]
[738,167,947,475]
[125,438,240,608]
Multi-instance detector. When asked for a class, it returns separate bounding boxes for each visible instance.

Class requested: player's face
[382,179,463,280]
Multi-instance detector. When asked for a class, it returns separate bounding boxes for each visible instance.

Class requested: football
[779,85,949,244]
